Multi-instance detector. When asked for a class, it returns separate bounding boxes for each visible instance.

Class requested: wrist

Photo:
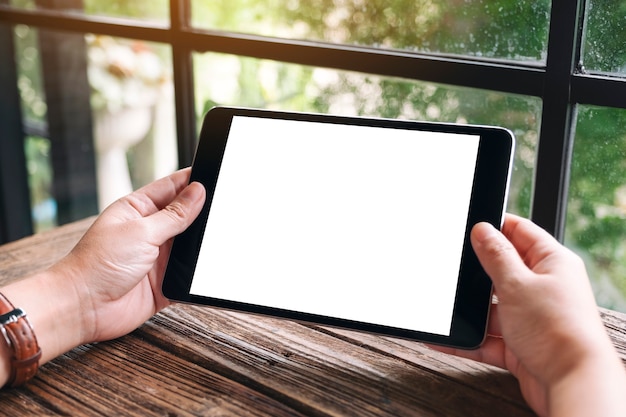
[548,347,626,417]
[0,264,87,369]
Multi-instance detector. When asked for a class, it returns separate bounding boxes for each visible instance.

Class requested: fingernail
[181,182,205,203]
[471,222,498,244]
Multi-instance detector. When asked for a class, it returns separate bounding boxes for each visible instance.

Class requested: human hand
[52,168,205,345]
[434,214,626,417]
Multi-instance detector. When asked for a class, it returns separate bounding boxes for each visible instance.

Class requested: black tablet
[162,106,515,349]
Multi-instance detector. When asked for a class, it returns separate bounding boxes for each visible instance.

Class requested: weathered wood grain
[0,219,624,416]
[0,216,94,284]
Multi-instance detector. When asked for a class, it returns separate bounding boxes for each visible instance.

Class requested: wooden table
[1,219,625,416]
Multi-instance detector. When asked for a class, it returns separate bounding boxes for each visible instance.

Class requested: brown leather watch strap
[0,293,41,388]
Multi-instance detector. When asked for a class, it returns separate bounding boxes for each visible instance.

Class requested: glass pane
[87,35,177,210]
[194,52,541,217]
[14,25,53,232]
[566,106,626,312]
[8,0,35,8]
[191,0,550,62]
[82,0,168,23]
[25,136,56,232]
[582,0,626,75]
[9,0,169,23]
[14,24,46,125]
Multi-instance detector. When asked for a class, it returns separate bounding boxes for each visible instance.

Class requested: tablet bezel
[162,106,514,349]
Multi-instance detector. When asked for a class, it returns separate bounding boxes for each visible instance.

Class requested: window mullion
[531,0,586,239]
[170,0,197,167]
[0,20,33,243]
[572,74,626,108]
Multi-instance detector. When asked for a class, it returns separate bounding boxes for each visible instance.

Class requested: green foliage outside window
[283,0,550,60]
[83,0,168,21]
[568,107,626,309]
[583,0,626,74]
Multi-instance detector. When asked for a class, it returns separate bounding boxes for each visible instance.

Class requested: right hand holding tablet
[435,214,626,417]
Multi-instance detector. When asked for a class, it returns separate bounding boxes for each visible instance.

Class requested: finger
[146,168,193,210]
[486,303,502,337]
[145,181,206,244]
[427,335,507,370]
[120,168,193,217]
[500,214,562,270]
[471,222,531,292]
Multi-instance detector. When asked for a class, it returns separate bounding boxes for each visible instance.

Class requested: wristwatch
[0,294,41,388]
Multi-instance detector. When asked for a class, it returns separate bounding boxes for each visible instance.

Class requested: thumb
[471,222,530,294]
[146,181,206,244]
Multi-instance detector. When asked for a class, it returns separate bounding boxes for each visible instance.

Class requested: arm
[0,168,206,387]
[436,214,626,417]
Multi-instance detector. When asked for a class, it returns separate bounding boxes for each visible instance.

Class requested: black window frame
[1,0,625,243]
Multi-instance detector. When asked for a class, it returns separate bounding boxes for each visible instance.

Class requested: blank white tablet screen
[190,116,480,336]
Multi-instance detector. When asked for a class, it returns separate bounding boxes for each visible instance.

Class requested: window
[1,0,626,311]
